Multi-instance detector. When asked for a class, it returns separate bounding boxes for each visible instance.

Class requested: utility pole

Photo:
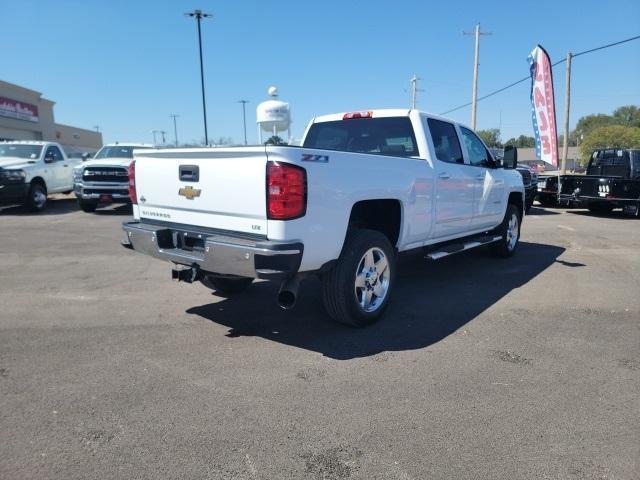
[160,130,167,145]
[561,52,572,175]
[93,125,100,133]
[464,23,491,130]
[169,114,179,147]
[238,100,249,145]
[185,9,213,146]
[410,75,424,109]
[151,130,159,145]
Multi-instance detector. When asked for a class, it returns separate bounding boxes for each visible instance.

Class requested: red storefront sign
[0,96,39,123]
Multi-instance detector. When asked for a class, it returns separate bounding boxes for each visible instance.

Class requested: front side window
[460,127,492,167]
[426,118,463,164]
[303,117,419,157]
[45,146,64,162]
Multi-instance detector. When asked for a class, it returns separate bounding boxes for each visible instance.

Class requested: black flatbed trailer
[558,148,640,216]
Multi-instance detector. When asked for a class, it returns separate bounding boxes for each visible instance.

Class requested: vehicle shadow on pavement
[527,206,560,216]
[0,197,78,216]
[187,241,565,360]
[93,204,132,216]
[568,210,637,220]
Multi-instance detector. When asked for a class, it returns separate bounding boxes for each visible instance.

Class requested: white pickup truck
[74,143,153,212]
[0,141,79,211]
[123,109,524,326]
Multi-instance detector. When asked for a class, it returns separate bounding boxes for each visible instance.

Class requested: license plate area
[155,228,206,253]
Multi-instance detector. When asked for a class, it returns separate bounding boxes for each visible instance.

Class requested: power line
[439,33,640,116]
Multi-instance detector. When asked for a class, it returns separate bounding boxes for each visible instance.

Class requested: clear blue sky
[3,0,639,145]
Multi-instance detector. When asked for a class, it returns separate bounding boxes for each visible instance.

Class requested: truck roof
[103,143,153,148]
[309,108,471,130]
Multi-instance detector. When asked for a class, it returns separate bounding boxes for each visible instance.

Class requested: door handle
[438,173,451,180]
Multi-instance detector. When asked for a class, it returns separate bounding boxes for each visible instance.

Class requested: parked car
[516,164,538,213]
[0,141,79,211]
[73,143,152,212]
[122,109,525,327]
[537,175,558,207]
[559,148,640,216]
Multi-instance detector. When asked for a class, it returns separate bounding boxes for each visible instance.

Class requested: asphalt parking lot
[1,197,638,480]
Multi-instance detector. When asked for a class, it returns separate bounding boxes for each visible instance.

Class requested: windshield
[303,117,419,157]
[94,146,151,159]
[0,144,43,159]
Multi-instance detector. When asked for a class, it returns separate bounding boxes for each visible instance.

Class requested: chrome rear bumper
[122,220,302,279]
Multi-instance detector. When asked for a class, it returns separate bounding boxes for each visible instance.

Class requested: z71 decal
[301,154,329,163]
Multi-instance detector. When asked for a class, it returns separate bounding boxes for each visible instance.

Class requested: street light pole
[169,114,179,147]
[238,100,249,145]
[185,9,212,146]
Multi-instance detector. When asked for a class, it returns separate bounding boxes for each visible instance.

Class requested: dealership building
[0,79,102,157]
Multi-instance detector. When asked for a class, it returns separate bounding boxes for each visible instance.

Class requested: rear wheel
[78,200,98,212]
[322,229,395,327]
[588,202,613,214]
[201,275,253,294]
[490,204,521,258]
[25,183,47,212]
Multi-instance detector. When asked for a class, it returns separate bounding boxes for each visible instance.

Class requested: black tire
[489,204,521,258]
[587,202,613,214]
[538,195,557,207]
[321,229,396,327]
[25,182,47,212]
[200,275,253,294]
[79,200,98,213]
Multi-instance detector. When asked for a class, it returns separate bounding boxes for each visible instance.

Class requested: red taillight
[266,161,306,220]
[128,160,137,205]
[343,111,372,120]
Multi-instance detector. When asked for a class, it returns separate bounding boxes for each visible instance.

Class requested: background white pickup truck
[123,109,524,326]
[74,143,152,212]
[0,141,79,211]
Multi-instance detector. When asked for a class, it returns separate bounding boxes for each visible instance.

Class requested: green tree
[265,135,286,145]
[579,125,640,162]
[476,128,502,148]
[574,113,617,138]
[504,135,535,148]
[612,105,640,128]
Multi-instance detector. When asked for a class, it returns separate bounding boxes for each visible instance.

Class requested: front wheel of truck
[201,275,253,295]
[489,204,521,258]
[322,229,396,328]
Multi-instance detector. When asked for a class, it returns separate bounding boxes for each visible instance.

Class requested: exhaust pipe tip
[277,275,301,310]
[277,290,297,310]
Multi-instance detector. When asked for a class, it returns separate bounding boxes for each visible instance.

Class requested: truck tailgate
[133,147,268,235]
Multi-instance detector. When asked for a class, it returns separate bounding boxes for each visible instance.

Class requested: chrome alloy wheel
[354,247,390,312]
[33,189,46,209]
[506,212,519,252]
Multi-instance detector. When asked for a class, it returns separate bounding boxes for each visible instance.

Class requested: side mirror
[502,145,517,169]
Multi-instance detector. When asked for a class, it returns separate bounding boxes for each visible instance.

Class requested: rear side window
[426,118,463,164]
[303,117,419,157]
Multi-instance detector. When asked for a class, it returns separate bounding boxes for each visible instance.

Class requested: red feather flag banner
[528,45,559,167]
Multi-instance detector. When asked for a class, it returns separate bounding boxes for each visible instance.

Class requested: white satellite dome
[268,86,278,97]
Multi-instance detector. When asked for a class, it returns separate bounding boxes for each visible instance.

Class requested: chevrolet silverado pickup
[0,141,79,211]
[74,143,152,212]
[122,109,525,327]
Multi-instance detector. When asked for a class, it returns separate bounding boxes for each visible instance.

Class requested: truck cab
[0,141,78,211]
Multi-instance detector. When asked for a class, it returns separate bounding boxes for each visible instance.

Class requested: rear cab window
[303,117,419,158]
